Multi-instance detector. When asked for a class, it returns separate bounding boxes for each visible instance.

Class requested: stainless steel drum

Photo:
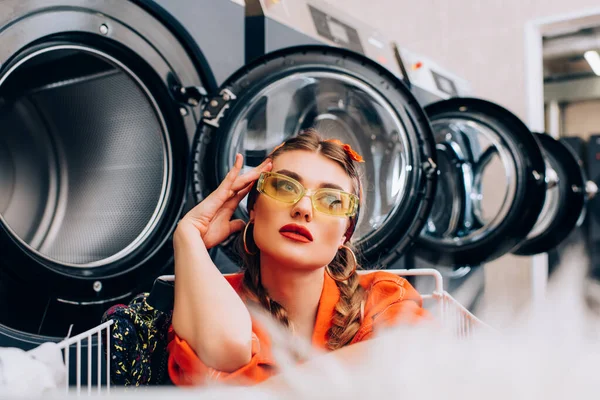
[414,98,547,266]
[1,46,170,268]
[0,0,212,338]
[193,46,438,268]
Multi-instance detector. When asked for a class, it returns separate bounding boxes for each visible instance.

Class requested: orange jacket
[167,270,429,386]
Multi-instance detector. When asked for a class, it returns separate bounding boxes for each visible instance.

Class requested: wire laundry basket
[54,268,488,393]
[372,269,489,338]
[54,319,114,395]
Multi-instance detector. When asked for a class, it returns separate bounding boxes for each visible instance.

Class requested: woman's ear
[340,218,352,245]
[249,209,255,221]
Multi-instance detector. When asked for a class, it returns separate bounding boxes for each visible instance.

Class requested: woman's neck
[259,254,325,341]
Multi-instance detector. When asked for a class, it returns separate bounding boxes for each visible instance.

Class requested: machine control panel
[394,46,472,100]
[246,0,401,76]
[308,5,365,55]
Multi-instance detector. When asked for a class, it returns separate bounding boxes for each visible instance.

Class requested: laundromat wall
[326,0,600,314]
[561,102,600,139]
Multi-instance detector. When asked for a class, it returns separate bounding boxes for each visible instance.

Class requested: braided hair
[237,129,365,350]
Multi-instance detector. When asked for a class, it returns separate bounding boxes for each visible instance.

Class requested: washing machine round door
[0,0,216,338]
[193,45,437,268]
[512,133,587,256]
[414,98,547,266]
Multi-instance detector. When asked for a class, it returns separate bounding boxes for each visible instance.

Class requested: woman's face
[250,150,354,270]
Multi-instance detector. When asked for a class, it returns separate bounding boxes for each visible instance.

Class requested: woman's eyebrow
[275,169,302,182]
[320,182,344,190]
[275,169,344,191]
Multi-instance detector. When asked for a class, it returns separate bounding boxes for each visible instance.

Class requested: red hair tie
[324,139,365,163]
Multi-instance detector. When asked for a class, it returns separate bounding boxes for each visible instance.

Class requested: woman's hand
[178,154,272,249]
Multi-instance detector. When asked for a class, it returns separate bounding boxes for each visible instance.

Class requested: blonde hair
[237,129,365,350]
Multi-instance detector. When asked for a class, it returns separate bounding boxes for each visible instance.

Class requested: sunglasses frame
[256,172,359,217]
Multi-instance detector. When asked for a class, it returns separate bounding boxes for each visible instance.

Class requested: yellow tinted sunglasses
[256,172,359,217]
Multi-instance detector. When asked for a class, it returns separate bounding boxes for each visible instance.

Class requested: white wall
[327,0,600,120]
[325,0,600,314]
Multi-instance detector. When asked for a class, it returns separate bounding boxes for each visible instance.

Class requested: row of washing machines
[0,0,592,352]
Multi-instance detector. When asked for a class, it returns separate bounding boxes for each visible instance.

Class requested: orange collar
[310,270,339,348]
[226,270,339,349]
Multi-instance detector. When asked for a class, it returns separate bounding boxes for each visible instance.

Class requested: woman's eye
[323,195,342,207]
[329,200,342,208]
[277,181,295,192]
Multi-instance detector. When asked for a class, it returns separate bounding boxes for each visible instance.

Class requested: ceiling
[543,27,600,83]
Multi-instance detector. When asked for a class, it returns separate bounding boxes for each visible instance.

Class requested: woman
[168,129,429,386]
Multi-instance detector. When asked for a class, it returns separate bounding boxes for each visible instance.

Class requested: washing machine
[0,0,244,354]
[394,47,548,266]
[0,0,558,361]
[550,135,600,306]
[560,135,600,281]
[199,0,549,284]
[204,0,428,272]
[391,47,484,301]
[0,0,434,355]
[397,46,589,262]
[245,0,401,75]
[396,46,591,307]
[511,133,588,257]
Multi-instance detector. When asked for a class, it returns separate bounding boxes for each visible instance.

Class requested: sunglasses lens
[314,190,356,216]
[258,173,357,217]
[262,174,302,202]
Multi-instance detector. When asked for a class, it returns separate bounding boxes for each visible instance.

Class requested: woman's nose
[290,195,313,221]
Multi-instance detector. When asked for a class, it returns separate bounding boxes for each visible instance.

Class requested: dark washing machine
[150,0,246,86]
[415,98,547,266]
[0,0,244,354]
[194,44,438,271]
[524,135,597,281]
[393,47,552,309]
[0,0,551,359]
[559,135,600,280]
[511,133,589,257]
[395,47,547,267]
[398,48,590,263]
[205,0,427,272]
[204,0,549,281]
[396,48,591,307]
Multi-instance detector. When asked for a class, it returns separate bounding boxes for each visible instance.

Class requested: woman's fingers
[187,155,272,221]
[218,159,272,219]
[222,182,254,212]
[211,153,267,199]
[228,219,246,235]
[210,180,254,224]
[212,182,254,226]
[221,153,245,192]
[230,159,272,192]
[195,154,245,215]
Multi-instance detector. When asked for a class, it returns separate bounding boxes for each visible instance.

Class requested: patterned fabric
[101,292,173,386]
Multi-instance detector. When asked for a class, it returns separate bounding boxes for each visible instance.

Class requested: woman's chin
[259,241,329,271]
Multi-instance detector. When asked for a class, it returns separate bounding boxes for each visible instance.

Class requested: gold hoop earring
[243,221,257,255]
[326,245,357,282]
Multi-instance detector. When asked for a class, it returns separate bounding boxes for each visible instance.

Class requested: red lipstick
[279,224,314,243]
